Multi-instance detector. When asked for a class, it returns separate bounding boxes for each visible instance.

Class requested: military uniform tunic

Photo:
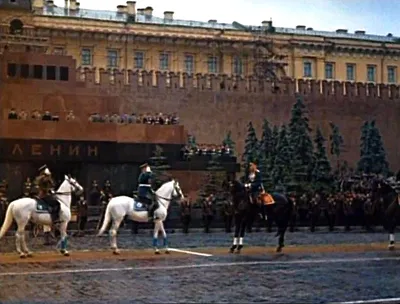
[137,171,154,200]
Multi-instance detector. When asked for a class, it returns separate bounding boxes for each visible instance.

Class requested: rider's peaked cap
[139,163,148,169]
[38,164,48,172]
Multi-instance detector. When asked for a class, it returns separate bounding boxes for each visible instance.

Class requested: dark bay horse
[228,180,293,253]
[372,178,400,250]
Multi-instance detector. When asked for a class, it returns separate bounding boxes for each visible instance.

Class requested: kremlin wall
[2,51,399,171]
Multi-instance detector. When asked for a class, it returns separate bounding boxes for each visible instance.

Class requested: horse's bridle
[56,177,81,196]
[154,181,183,207]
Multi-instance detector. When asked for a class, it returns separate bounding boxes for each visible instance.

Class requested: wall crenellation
[76,67,400,100]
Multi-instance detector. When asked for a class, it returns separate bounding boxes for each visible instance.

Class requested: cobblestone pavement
[0,230,399,303]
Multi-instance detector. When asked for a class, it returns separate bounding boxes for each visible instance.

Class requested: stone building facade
[1,0,400,84]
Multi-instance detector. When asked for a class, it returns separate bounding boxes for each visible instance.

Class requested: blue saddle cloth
[36,199,50,213]
[133,200,148,212]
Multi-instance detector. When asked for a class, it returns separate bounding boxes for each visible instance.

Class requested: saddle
[260,192,275,206]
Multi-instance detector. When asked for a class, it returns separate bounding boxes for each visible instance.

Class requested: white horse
[98,179,184,254]
[0,175,83,258]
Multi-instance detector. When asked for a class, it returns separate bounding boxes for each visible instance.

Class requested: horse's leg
[236,215,247,254]
[158,221,169,254]
[59,221,70,256]
[388,221,396,250]
[110,217,123,255]
[276,207,290,253]
[230,213,240,253]
[15,226,25,258]
[20,223,33,258]
[153,221,161,254]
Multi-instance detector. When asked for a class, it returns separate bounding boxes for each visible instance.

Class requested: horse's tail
[0,201,14,240]
[97,202,112,236]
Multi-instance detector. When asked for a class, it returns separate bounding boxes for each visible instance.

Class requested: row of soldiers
[179,190,383,234]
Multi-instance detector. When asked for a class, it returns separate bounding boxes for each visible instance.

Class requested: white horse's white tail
[97,203,112,236]
[0,201,14,240]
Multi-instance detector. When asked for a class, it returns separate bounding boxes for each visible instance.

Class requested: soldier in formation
[180,196,192,234]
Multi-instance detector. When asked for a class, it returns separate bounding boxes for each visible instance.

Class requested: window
[53,47,65,55]
[325,62,334,79]
[9,19,23,35]
[303,61,312,77]
[60,67,69,81]
[208,56,218,73]
[107,50,118,67]
[184,54,194,74]
[159,52,169,70]
[81,48,92,66]
[7,63,17,77]
[232,56,243,75]
[346,63,355,81]
[46,66,56,80]
[134,51,145,69]
[387,66,397,84]
[367,65,376,82]
[20,64,29,78]
[33,65,43,79]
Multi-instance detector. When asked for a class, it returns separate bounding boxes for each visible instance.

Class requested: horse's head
[228,179,246,195]
[172,179,184,200]
[64,174,84,196]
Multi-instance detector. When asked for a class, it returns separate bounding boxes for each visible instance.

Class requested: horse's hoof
[155,249,160,255]
[26,252,33,258]
[165,249,170,254]
[19,253,27,259]
[112,249,120,255]
[276,246,282,253]
[63,251,70,257]
[229,248,235,254]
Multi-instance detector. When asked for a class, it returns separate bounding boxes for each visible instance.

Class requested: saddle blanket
[260,193,275,205]
[133,200,148,212]
[36,199,51,213]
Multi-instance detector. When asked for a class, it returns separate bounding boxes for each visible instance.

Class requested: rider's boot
[148,203,155,222]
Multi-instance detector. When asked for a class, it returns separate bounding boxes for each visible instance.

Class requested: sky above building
[53,0,399,36]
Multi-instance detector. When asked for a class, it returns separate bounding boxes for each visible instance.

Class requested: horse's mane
[156,179,175,194]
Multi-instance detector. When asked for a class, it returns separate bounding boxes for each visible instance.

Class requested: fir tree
[269,125,280,173]
[242,122,259,175]
[272,125,292,186]
[149,145,171,189]
[222,131,235,152]
[369,120,389,175]
[329,122,344,175]
[258,119,274,188]
[357,121,373,174]
[198,154,225,202]
[288,95,314,183]
[312,127,332,190]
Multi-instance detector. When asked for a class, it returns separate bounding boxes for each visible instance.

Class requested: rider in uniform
[137,163,157,221]
[244,162,263,232]
[244,162,263,204]
[34,165,60,224]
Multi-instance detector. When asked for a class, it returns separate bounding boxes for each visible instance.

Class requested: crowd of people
[8,108,76,121]
[180,144,234,160]
[7,109,180,126]
[88,112,179,125]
